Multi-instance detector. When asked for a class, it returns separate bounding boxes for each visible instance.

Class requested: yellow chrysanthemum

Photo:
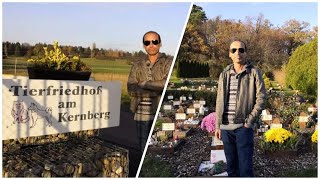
[264,128,293,144]
[311,129,318,143]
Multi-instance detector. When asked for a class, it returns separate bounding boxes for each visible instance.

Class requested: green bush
[285,38,317,96]
[263,73,271,89]
[139,155,173,177]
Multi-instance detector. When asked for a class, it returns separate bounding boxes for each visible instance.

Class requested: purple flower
[201,112,216,133]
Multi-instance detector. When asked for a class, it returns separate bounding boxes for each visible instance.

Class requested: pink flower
[201,112,216,133]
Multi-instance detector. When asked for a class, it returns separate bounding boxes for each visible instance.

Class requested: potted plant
[27,41,91,80]
[311,129,318,154]
[259,128,298,158]
[201,112,216,137]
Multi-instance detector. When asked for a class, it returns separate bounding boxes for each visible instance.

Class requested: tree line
[2,41,150,60]
[177,5,318,78]
[176,60,209,78]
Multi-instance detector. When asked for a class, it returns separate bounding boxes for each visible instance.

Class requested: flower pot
[264,149,298,159]
[27,67,91,81]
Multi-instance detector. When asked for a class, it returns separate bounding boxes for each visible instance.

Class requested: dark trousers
[136,120,153,152]
[221,127,254,177]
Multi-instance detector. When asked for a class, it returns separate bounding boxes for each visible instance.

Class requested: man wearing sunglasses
[127,31,172,152]
[215,40,267,177]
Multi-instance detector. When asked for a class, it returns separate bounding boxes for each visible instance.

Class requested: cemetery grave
[142,91,318,177]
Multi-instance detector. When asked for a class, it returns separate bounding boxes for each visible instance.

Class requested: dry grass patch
[91,72,129,96]
[272,68,286,86]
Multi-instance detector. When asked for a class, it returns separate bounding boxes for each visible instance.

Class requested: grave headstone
[162,123,175,131]
[210,150,226,164]
[173,101,180,106]
[299,112,309,129]
[163,105,172,110]
[187,108,196,114]
[175,113,186,120]
[200,100,206,105]
[270,117,282,129]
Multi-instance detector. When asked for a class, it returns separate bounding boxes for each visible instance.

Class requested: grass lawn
[169,71,216,88]
[281,167,317,177]
[139,155,173,177]
[2,56,131,75]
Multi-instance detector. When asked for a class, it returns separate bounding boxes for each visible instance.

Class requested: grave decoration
[197,150,227,176]
[311,129,318,143]
[311,129,318,153]
[197,160,227,176]
[201,112,216,136]
[259,128,298,157]
[298,112,309,129]
[180,95,187,101]
[167,94,174,100]
[148,118,185,155]
[270,117,283,129]
[261,109,273,125]
[183,116,200,129]
[206,136,224,151]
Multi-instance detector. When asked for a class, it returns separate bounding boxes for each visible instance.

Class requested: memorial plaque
[213,136,223,146]
[262,115,273,121]
[270,123,282,129]
[194,103,201,109]
[175,113,186,120]
[162,123,175,131]
[210,150,226,164]
[163,105,172,110]
[299,116,309,122]
[173,101,180,106]
[180,96,187,101]
[187,108,196,114]
[199,101,206,105]
[308,107,317,112]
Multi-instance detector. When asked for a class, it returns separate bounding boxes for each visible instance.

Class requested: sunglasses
[143,40,160,46]
[230,48,245,54]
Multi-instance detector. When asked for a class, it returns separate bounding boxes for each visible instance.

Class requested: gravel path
[150,128,318,177]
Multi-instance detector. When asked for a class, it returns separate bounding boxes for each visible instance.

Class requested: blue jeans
[136,120,153,152]
[221,127,254,177]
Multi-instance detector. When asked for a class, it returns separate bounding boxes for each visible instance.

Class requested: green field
[3,56,132,105]
[2,56,131,76]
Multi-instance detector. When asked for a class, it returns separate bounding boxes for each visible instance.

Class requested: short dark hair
[230,40,247,51]
[143,31,161,43]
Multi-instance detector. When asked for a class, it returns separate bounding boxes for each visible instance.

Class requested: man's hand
[215,129,221,140]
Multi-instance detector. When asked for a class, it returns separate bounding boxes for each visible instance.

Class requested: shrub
[265,92,308,127]
[285,38,317,96]
[28,41,90,71]
[263,73,271,89]
[139,155,173,177]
